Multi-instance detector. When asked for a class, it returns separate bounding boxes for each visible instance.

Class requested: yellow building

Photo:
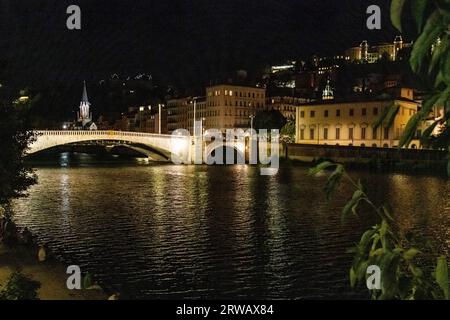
[295,88,422,148]
[205,84,266,131]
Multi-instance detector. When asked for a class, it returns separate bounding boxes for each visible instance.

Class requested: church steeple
[81,80,89,104]
[77,81,92,127]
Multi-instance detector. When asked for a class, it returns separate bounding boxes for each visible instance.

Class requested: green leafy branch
[389,0,450,152]
[310,161,449,300]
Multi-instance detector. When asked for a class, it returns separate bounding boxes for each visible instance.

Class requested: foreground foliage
[0,90,37,219]
[0,271,41,300]
[311,161,449,300]
[390,1,450,164]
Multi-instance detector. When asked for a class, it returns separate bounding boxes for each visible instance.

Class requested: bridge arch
[204,141,246,164]
[28,131,191,162]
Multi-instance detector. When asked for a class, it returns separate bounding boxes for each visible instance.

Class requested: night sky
[0,0,399,114]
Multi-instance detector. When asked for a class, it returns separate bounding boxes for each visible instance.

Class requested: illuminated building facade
[205,84,266,131]
[344,36,413,63]
[296,88,422,148]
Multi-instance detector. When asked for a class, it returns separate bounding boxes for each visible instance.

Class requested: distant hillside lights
[344,36,412,63]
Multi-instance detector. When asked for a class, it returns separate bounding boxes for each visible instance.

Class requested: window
[336,128,340,140]
[372,128,378,139]
[300,111,305,118]
[310,129,315,140]
[324,128,329,140]
[349,109,354,116]
[362,108,367,116]
[361,127,366,140]
[373,107,379,115]
[336,109,341,117]
[349,128,354,140]
[384,127,389,140]
[300,129,305,140]
[324,110,329,117]
[310,111,315,118]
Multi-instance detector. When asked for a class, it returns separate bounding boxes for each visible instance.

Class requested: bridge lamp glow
[171,138,188,155]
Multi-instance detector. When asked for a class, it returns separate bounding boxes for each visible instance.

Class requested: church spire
[78,81,92,126]
[81,80,89,104]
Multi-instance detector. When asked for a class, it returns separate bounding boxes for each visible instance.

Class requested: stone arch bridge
[28,130,248,163]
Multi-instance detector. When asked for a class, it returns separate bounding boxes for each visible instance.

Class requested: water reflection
[11,158,450,299]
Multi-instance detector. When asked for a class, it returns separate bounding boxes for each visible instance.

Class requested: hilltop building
[344,36,413,63]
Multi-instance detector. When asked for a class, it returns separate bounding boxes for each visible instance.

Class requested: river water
[12,153,450,299]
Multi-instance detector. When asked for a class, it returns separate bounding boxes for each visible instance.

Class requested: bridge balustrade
[34,130,176,138]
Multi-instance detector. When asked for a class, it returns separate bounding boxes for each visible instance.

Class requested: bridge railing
[34,130,177,138]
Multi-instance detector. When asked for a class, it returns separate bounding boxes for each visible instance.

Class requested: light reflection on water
[12,154,450,299]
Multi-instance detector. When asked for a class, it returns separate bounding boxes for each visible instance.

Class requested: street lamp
[139,106,145,132]
[249,114,255,132]
[158,103,164,134]
[190,97,201,138]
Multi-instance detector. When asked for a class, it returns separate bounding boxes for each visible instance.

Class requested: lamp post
[190,97,201,137]
[158,104,164,134]
[190,97,201,163]
[139,106,145,132]
[249,114,256,163]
